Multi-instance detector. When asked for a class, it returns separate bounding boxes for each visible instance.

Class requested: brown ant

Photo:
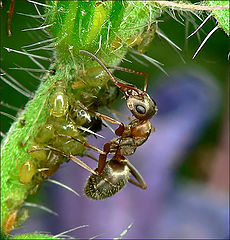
[79,50,158,175]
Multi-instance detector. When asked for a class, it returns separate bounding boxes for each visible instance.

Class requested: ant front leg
[56,133,107,175]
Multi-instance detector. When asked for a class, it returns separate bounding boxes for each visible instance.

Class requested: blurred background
[1,1,229,239]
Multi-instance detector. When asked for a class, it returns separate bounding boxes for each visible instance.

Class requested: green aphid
[48,80,69,118]
[19,160,37,184]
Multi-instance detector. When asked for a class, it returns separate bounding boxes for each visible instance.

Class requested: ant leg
[124,160,147,189]
[57,133,105,155]
[56,133,110,175]
[97,142,111,174]
[28,146,98,175]
[106,106,134,121]
[107,66,149,92]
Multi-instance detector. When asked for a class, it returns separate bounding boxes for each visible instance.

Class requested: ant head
[124,88,158,120]
[84,159,130,200]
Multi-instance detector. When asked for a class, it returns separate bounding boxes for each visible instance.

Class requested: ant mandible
[79,50,158,175]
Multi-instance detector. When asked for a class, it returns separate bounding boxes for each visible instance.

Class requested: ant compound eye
[127,93,157,120]
[135,105,146,114]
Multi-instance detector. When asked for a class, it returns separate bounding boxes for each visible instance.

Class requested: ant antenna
[79,50,124,89]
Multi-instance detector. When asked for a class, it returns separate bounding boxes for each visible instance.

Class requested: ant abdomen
[84,160,130,200]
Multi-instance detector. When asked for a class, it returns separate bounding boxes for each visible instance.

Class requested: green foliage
[207,0,229,35]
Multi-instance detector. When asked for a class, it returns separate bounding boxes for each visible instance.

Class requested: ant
[79,50,158,175]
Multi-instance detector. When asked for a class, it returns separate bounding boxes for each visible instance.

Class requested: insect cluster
[15,47,158,203]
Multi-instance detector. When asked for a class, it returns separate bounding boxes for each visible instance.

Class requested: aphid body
[48,80,69,117]
[19,160,36,184]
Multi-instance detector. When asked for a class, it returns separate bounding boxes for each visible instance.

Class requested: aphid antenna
[0,68,34,96]
[193,25,219,59]
[77,126,105,139]
[0,111,16,121]
[4,47,51,61]
[53,225,89,239]
[23,202,58,216]
[113,222,134,240]
[46,179,80,198]
[0,74,33,98]
[22,23,53,32]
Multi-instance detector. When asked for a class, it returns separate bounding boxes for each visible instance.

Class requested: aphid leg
[125,160,147,189]
[107,66,149,92]
[28,146,98,175]
[7,0,15,36]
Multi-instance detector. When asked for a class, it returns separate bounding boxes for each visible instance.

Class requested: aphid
[48,80,69,118]
[68,104,102,134]
[137,24,156,53]
[111,24,156,53]
[79,50,157,175]
[19,160,36,184]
